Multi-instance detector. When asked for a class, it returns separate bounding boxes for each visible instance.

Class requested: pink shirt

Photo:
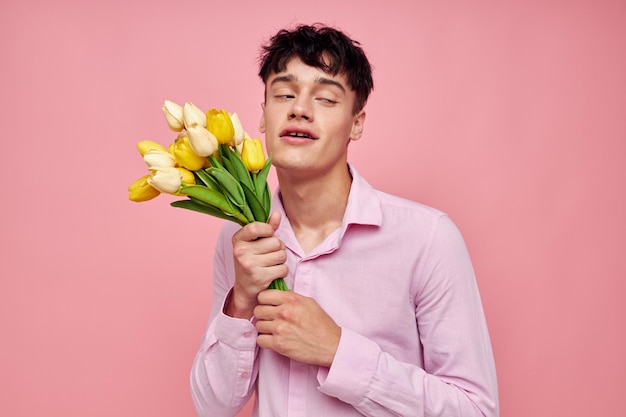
[191,167,499,417]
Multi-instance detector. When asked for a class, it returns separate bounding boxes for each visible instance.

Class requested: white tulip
[229,112,245,146]
[186,125,219,157]
[143,149,176,168]
[183,102,207,129]
[147,166,182,194]
[161,100,184,132]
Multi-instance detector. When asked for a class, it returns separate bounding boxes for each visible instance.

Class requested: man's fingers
[268,211,282,232]
[253,304,273,322]
[234,235,284,259]
[233,229,285,255]
[257,288,292,306]
[234,221,277,243]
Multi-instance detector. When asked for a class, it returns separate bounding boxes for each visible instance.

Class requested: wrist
[224,287,256,319]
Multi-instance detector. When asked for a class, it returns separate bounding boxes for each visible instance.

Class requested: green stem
[267,277,289,291]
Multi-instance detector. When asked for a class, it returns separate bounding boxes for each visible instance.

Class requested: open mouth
[281,129,317,140]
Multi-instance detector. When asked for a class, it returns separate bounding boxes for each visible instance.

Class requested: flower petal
[183,102,207,129]
[187,125,219,157]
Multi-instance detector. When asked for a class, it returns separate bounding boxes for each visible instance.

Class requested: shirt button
[243,331,252,338]
[241,372,249,378]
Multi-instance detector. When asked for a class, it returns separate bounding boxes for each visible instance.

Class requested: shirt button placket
[286,260,312,416]
[293,260,312,296]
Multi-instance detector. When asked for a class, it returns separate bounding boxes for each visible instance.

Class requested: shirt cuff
[317,327,380,404]
[212,289,258,350]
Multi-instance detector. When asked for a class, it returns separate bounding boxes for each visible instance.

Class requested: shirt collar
[342,165,383,228]
[271,165,382,255]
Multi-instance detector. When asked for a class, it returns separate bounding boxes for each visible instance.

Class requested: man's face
[260,58,365,179]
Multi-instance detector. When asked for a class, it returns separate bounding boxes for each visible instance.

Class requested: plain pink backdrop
[2,1,625,416]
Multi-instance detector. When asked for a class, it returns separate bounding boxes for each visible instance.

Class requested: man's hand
[254,289,341,367]
[227,212,288,319]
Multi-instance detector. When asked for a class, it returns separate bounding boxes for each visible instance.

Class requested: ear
[349,110,366,141]
[259,102,266,133]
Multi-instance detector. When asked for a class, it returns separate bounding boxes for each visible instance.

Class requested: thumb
[267,211,282,232]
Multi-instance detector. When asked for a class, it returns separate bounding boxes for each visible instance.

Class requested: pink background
[2,1,625,416]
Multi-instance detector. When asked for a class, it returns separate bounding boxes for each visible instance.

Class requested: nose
[288,95,312,121]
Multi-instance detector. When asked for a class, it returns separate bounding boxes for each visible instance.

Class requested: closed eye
[317,97,338,105]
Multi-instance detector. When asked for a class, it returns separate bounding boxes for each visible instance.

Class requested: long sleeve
[190,169,499,417]
[190,224,259,417]
[317,215,499,417]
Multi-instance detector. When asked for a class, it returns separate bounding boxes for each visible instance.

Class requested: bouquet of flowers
[128,100,288,291]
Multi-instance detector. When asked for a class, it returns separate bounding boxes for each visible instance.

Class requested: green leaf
[241,182,269,223]
[208,154,224,170]
[217,143,230,161]
[170,199,248,226]
[255,155,272,196]
[177,184,245,221]
[241,204,256,224]
[195,169,221,191]
[208,166,246,208]
[262,183,271,214]
[221,155,236,177]
[229,150,256,192]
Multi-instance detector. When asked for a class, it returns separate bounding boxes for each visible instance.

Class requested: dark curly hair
[258,24,374,114]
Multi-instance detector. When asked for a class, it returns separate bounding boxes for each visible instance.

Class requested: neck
[277,164,352,253]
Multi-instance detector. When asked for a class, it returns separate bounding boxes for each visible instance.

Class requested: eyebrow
[270,74,346,93]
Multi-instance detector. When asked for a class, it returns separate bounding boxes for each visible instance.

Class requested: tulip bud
[241,138,266,172]
[137,140,167,156]
[176,167,196,185]
[171,136,205,171]
[183,102,207,129]
[229,112,245,146]
[161,100,184,132]
[206,108,235,145]
[186,125,219,157]
[128,175,160,202]
[237,131,252,153]
[143,149,176,168]
[147,166,183,194]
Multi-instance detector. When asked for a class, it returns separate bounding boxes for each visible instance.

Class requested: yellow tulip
[143,149,176,168]
[206,108,235,145]
[176,167,196,185]
[147,166,183,194]
[182,102,207,129]
[137,140,167,156]
[128,175,160,202]
[187,125,219,157]
[241,138,266,172]
[168,132,187,155]
[171,136,205,171]
[161,100,184,132]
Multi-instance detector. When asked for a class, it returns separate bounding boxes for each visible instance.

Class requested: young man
[191,24,499,417]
